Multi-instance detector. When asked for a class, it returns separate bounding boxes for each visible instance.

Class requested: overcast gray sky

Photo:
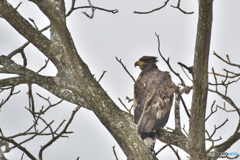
[0,0,240,159]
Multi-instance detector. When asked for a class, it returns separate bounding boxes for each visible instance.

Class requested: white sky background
[0,0,240,159]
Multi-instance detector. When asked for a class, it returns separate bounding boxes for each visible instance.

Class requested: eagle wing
[134,69,174,133]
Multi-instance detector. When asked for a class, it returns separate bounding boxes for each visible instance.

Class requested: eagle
[133,56,174,151]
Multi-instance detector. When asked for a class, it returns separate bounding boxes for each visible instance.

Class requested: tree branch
[213,52,240,69]
[0,0,63,70]
[0,86,20,109]
[97,70,107,82]
[112,145,119,160]
[82,0,95,19]
[66,1,118,17]
[116,57,135,82]
[38,106,81,160]
[0,129,37,160]
[189,0,213,159]
[155,33,185,86]
[205,100,217,121]
[171,0,194,14]
[134,0,170,14]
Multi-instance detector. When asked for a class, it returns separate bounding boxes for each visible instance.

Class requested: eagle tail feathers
[141,132,156,152]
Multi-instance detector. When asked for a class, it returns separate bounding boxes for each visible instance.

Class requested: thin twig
[29,18,39,30]
[155,33,185,86]
[35,93,63,114]
[0,134,37,160]
[82,0,95,19]
[65,0,76,17]
[178,91,190,118]
[205,100,217,121]
[15,2,22,10]
[20,152,24,160]
[169,145,181,160]
[27,83,37,123]
[126,96,133,103]
[98,70,107,82]
[216,104,238,113]
[2,119,54,152]
[116,57,135,82]
[182,124,188,136]
[178,62,192,81]
[112,145,119,160]
[210,119,228,138]
[155,139,187,155]
[134,0,170,14]
[211,67,218,92]
[38,106,81,160]
[118,98,130,113]
[171,0,194,14]
[0,86,20,109]
[213,51,240,68]
[67,5,118,17]
[37,59,50,74]
[205,130,222,142]
[7,42,30,59]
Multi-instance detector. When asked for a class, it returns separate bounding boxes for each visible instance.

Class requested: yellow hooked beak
[134,60,145,67]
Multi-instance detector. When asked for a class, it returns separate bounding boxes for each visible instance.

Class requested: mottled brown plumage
[134,56,174,151]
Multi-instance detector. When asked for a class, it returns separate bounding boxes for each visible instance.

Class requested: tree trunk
[189,0,213,159]
[0,0,157,159]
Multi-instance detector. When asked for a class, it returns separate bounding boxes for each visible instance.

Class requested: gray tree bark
[0,0,156,159]
[2,0,239,160]
[189,0,213,159]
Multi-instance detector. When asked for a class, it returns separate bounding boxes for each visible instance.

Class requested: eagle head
[134,56,158,71]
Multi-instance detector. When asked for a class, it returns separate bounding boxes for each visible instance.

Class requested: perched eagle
[133,56,174,151]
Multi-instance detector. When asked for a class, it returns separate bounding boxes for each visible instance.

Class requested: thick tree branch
[0,0,63,71]
[189,0,213,159]
[156,129,189,154]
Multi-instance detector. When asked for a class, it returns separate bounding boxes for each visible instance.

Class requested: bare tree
[0,0,239,160]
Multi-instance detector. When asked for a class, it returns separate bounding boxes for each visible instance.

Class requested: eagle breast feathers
[134,67,174,133]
